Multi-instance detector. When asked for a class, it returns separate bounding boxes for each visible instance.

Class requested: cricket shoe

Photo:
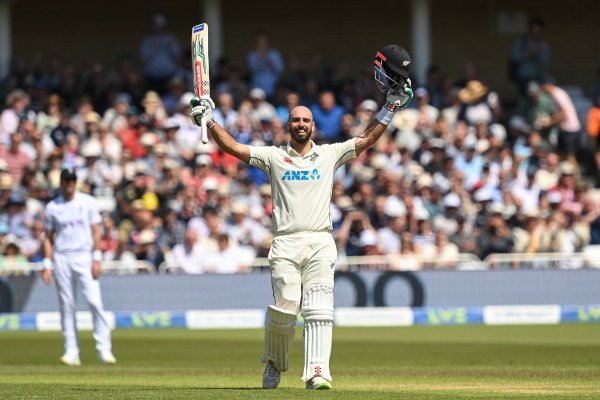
[99,352,117,365]
[306,376,332,390]
[60,354,81,367]
[262,361,280,389]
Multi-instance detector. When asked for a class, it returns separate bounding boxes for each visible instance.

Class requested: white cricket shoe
[60,354,81,367]
[262,362,280,389]
[306,376,332,390]
[99,352,117,365]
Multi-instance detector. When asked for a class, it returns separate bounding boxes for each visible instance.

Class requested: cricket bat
[191,23,210,144]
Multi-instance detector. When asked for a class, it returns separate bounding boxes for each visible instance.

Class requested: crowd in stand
[1,19,600,273]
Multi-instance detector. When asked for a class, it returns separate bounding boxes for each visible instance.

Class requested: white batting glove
[190,95,216,127]
[384,79,414,112]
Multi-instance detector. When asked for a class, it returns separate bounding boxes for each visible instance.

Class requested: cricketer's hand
[385,79,413,112]
[190,95,215,126]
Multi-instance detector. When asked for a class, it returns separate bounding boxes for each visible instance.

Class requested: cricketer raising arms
[42,167,116,366]
[190,44,413,390]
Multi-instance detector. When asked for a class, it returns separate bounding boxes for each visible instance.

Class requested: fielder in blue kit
[190,44,413,390]
[42,167,116,366]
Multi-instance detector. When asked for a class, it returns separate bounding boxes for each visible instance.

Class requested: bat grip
[201,117,208,144]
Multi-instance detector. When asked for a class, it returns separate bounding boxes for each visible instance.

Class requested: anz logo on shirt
[281,169,321,181]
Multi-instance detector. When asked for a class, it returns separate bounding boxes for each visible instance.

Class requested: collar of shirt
[285,140,321,158]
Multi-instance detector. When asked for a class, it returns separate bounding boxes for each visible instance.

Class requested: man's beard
[291,127,311,143]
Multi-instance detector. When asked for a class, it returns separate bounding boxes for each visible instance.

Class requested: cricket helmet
[373,44,411,93]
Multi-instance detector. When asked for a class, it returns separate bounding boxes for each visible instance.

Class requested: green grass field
[1,325,600,399]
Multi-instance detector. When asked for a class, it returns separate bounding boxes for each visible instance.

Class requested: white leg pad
[262,305,297,372]
[301,285,334,382]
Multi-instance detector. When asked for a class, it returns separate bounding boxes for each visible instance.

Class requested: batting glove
[384,79,414,112]
[190,95,216,127]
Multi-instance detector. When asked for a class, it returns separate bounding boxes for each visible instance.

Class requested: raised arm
[355,85,413,156]
[190,96,251,164]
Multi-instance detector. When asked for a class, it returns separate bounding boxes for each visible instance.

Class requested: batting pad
[262,305,297,372]
[301,285,334,382]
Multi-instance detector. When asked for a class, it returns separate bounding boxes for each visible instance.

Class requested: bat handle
[201,117,208,144]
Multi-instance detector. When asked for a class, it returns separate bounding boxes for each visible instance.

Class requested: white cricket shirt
[45,192,102,254]
[249,139,356,235]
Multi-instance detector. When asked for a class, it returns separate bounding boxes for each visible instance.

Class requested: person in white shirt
[42,167,116,366]
[189,44,414,391]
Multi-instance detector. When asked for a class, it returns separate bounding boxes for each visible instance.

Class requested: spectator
[169,227,205,274]
[203,233,255,274]
[139,14,182,95]
[586,94,600,183]
[509,17,551,94]
[246,31,284,100]
[310,91,346,142]
[0,131,31,185]
[540,77,581,165]
[0,89,31,146]
[0,239,29,275]
[476,203,514,260]
[213,92,239,134]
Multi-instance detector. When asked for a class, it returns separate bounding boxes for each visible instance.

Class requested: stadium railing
[0,260,155,276]
[4,250,600,277]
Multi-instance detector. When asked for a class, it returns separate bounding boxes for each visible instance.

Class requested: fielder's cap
[60,167,78,181]
[359,99,378,112]
[249,87,266,100]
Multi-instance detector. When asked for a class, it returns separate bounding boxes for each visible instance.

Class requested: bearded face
[287,106,314,144]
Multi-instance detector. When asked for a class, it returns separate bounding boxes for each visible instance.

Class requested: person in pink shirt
[0,131,31,185]
[540,77,581,165]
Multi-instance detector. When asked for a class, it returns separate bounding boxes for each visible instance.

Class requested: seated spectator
[168,227,205,274]
[390,232,422,271]
[203,233,255,274]
[0,239,29,275]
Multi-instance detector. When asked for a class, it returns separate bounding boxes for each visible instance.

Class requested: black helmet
[373,44,411,93]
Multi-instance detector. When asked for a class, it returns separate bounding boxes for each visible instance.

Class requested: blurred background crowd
[1,15,600,273]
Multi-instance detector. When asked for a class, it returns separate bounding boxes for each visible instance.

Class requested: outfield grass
[1,325,600,399]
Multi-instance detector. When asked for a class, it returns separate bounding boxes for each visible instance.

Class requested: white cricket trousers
[53,253,112,356]
[268,231,337,314]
